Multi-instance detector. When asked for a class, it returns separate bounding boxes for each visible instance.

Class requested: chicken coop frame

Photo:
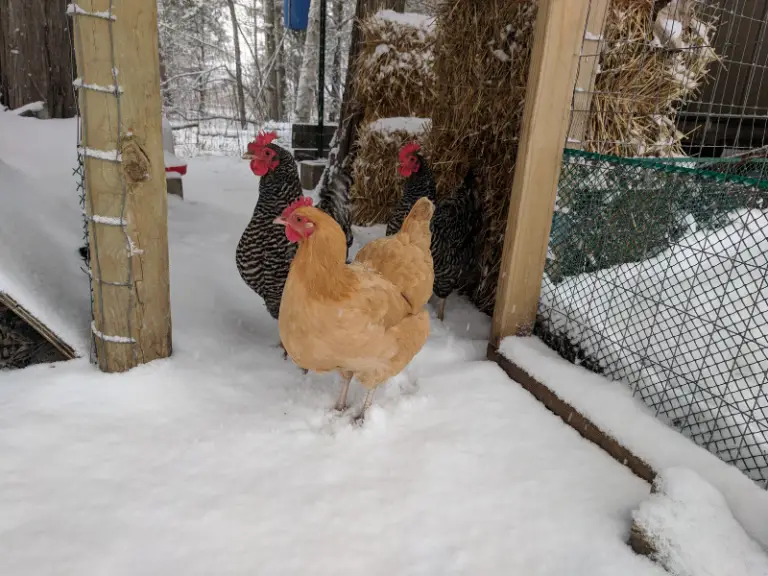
[69,0,172,373]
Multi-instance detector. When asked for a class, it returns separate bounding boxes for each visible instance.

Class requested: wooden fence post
[490,0,590,346]
[70,0,172,372]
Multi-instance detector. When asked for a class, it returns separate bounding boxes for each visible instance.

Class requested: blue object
[284,0,310,30]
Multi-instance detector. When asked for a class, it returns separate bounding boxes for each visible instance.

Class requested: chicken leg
[334,371,353,412]
[353,388,377,426]
[279,340,308,374]
[437,298,447,322]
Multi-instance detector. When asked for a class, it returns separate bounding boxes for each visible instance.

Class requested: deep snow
[0,110,669,574]
[5,109,757,575]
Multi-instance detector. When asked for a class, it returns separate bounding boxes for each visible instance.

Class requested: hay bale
[351,117,431,225]
[426,0,538,314]
[354,10,437,121]
[586,0,719,157]
[425,0,719,314]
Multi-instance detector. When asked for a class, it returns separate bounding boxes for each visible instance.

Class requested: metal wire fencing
[537,0,768,487]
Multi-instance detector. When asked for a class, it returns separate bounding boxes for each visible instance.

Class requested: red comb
[281,196,313,219]
[250,131,278,151]
[399,142,421,159]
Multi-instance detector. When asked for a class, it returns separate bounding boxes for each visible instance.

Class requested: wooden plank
[491,0,590,345]
[0,292,77,361]
[71,0,171,373]
[487,343,656,483]
[566,0,610,150]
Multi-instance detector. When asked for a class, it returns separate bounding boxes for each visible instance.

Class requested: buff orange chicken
[275,196,435,423]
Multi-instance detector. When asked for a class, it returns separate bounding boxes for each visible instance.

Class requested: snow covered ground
[1,110,763,574]
[502,337,768,549]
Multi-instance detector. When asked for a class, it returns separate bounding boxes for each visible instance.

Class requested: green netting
[539,148,768,488]
[549,150,768,281]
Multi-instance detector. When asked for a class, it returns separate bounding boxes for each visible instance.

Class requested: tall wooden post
[69,0,172,372]
[490,0,590,346]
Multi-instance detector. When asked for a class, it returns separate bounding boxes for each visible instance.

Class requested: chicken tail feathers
[401,197,435,230]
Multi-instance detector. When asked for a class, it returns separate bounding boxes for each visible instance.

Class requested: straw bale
[354,10,437,121]
[586,0,719,157]
[351,117,431,225]
[425,0,538,314]
[424,0,719,315]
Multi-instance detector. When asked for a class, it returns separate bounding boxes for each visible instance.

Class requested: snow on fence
[531,0,768,488]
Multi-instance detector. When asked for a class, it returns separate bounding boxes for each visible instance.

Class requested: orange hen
[275,197,435,422]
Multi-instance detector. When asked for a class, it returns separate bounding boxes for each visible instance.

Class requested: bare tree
[293,0,322,122]
[328,0,346,123]
[0,0,76,117]
[274,0,288,120]
[226,0,248,129]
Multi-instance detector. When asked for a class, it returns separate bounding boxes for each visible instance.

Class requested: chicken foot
[334,372,353,412]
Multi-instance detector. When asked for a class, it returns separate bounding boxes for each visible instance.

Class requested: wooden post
[490,0,590,346]
[70,0,172,372]
[566,0,610,150]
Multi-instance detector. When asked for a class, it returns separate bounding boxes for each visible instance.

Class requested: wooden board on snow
[0,291,77,363]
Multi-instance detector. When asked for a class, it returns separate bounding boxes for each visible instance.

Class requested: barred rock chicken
[236,131,302,344]
[389,142,481,320]
[276,196,435,423]
[386,142,437,236]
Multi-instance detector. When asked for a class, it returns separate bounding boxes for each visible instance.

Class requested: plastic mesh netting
[538,149,768,487]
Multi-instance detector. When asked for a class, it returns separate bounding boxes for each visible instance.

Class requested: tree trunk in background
[293,0,321,122]
[290,29,306,114]
[274,0,287,120]
[263,0,280,120]
[226,0,247,129]
[315,0,406,246]
[0,0,76,118]
[328,0,345,123]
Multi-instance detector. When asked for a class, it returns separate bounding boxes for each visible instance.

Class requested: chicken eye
[296,216,303,222]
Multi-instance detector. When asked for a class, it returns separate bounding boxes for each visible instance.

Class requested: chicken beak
[273,216,287,226]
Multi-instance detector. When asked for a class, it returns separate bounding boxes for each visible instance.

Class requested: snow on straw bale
[353,10,436,121]
[351,118,431,225]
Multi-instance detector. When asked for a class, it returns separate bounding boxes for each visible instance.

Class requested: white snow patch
[91,321,136,344]
[368,116,431,135]
[78,146,122,162]
[89,214,126,226]
[373,9,435,31]
[11,101,44,115]
[633,467,768,575]
[73,78,123,94]
[66,3,116,20]
[492,49,510,62]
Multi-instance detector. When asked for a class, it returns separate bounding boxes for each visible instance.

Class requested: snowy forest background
[0,0,433,156]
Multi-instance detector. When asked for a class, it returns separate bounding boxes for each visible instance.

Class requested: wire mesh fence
[536,0,768,487]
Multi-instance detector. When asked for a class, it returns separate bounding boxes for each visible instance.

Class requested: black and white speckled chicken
[386,142,437,237]
[236,132,302,329]
[431,169,480,320]
[389,142,481,320]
